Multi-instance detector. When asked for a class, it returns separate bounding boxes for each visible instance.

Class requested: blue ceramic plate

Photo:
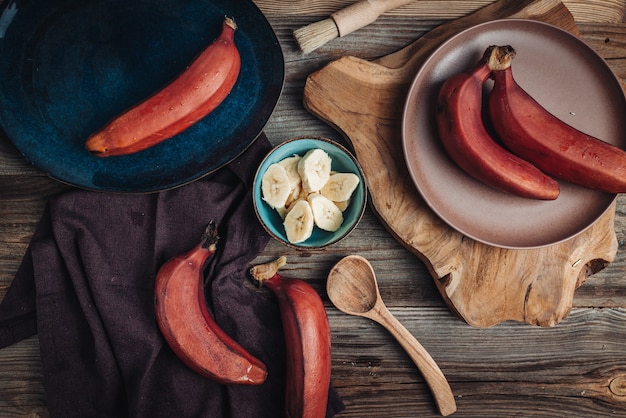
[253,137,367,249]
[0,0,284,192]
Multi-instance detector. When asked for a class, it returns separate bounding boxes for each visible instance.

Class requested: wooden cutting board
[303,0,619,327]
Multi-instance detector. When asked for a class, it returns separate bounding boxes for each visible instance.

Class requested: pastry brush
[294,0,415,53]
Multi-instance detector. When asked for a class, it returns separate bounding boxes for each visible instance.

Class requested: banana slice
[278,155,302,188]
[298,149,332,193]
[279,155,303,207]
[308,193,343,232]
[276,206,290,220]
[261,163,292,209]
[320,172,360,202]
[283,199,315,243]
[334,199,350,212]
[285,183,302,208]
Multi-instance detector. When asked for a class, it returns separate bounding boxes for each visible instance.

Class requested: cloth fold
[0,134,344,417]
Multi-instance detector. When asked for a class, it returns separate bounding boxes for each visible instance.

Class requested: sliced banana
[278,155,302,187]
[298,149,332,193]
[276,205,290,220]
[308,193,343,232]
[334,199,351,212]
[261,147,361,243]
[279,156,303,208]
[284,183,301,208]
[283,199,315,243]
[321,172,360,202]
[261,163,292,209]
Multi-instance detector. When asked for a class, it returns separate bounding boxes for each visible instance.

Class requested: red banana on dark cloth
[0,134,344,418]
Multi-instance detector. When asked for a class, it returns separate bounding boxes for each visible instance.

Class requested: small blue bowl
[253,137,367,248]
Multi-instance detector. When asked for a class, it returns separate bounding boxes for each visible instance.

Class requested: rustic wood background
[1,0,625,416]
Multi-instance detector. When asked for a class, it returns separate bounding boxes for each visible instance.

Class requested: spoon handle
[375,308,457,416]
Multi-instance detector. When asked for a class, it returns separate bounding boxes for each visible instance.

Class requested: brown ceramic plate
[402,19,626,249]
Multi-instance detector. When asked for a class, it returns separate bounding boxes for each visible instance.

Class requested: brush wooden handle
[332,0,415,37]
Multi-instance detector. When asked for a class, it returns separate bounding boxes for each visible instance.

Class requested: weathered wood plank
[256,0,626,24]
[1,1,626,416]
[0,337,47,417]
[328,307,626,417]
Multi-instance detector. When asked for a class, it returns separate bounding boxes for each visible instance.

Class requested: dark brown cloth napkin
[0,134,344,417]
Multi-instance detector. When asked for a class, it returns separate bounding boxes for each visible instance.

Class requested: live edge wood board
[303,0,622,328]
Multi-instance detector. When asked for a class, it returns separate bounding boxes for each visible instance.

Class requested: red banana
[154,221,267,385]
[487,45,626,193]
[86,16,241,157]
[435,46,560,200]
[250,256,331,418]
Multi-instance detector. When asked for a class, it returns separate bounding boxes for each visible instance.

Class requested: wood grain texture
[1,0,626,416]
[258,0,626,23]
[328,307,626,417]
[303,0,622,327]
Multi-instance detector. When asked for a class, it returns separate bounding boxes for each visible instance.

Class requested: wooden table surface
[1,1,626,416]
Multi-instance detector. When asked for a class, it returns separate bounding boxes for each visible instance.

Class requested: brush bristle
[293,18,340,54]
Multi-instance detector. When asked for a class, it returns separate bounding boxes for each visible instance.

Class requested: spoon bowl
[327,255,457,416]
[326,254,379,315]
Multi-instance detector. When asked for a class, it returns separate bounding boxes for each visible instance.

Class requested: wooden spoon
[327,255,457,416]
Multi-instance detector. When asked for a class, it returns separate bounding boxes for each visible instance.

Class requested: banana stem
[250,256,287,283]
[224,16,237,31]
[200,221,220,251]
[486,45,516,71]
